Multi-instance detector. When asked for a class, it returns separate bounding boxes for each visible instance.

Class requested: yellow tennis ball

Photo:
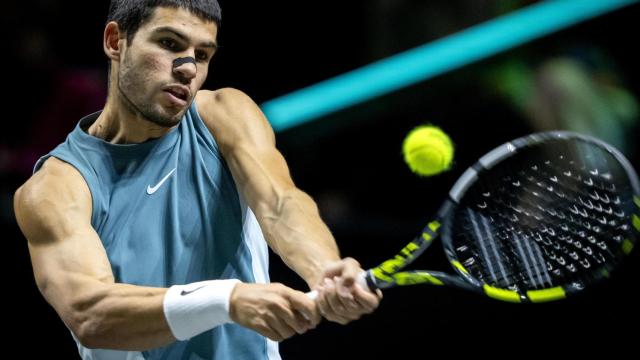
[402,125,454,176]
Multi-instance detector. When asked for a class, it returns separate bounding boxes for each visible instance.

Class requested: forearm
[261,189,341,288]
[214,125,341,287]
[69,283,173,351]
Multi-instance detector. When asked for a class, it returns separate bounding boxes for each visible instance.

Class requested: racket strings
[452,142,636,292]
[461,210,554,289]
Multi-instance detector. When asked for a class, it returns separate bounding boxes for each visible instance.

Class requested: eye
[196,51,210,62]
[160,38,177,50]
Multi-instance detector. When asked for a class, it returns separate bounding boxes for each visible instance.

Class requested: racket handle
[306,271,369,300]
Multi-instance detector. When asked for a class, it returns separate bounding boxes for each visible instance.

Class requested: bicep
[15,158,114,318]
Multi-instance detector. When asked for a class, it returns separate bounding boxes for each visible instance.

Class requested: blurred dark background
[2,0,639,358]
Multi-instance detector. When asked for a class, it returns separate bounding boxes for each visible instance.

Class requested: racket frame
[364,131,640,303]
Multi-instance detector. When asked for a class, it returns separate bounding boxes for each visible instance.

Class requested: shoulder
[17,157,90,203]
[196,88,258,114]
[14,158,92,240]
[195,88,275,154]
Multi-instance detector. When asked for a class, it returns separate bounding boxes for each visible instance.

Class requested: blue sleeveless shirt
[34,103,281,360]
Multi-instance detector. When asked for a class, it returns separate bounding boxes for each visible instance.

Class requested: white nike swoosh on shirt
[146,168,177,195]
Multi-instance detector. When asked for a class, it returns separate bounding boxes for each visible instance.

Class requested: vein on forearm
[227,145,340,287]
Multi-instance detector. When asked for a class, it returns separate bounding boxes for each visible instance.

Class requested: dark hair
[108,0,222,43]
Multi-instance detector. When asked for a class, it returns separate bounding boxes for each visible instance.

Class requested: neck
[88,93,174,145]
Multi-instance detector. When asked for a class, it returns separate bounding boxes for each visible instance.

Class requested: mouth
[163,85,190,105]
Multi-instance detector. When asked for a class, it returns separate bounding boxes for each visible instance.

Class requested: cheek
[121,51,171,93]
[143,53,166,72]
[135,52,168,77]
[196,67,209,86]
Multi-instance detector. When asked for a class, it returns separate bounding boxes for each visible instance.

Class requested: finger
[319,295,351,325]
[322,258,362,287]
[323,279,358,323]
[321,260,346,279]
[324,278,347,313]
[283,309,312,335]
[337,258,361,287]
[287,290,321,327]
[376,288,383,299]
[274,295,314,335]
[335,277,360,312]
[313,285,330,318]
[351,282,382,314]
[316,282,356,324]
[253,319,284,342]
[354,281,383,301]
[267,310,298,340]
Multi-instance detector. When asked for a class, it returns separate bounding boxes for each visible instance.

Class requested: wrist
[305,259,339,288]
[163,279,241,341]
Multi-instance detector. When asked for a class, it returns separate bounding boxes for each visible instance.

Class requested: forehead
[142,6,218,41]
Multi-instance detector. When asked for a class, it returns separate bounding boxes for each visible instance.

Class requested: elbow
[35,273,116,349]
[65,311,106,349]
[74,322,99,349]
[74,306,123,350]
[64,289,112,349]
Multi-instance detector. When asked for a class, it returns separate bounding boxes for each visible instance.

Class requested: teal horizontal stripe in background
[262,0,638,132]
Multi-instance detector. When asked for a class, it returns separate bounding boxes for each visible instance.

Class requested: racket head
[440,131,640,303]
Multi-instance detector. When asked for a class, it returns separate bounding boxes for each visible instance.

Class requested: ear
[104,22,125,62]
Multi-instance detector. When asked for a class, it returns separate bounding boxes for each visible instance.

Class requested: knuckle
[344,257,360,267]
[267,302,286,314]
[256,324,268,335]
[272,282,286,291]
[257,308,270,319]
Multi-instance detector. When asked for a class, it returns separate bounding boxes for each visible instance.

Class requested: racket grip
[306,271,369,300]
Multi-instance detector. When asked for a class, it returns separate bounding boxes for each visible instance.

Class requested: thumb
[322,261,346,279]
[324,258,361,287]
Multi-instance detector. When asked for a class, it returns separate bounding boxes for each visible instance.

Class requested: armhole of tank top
[190,100,223,160]
[37,154,99,227]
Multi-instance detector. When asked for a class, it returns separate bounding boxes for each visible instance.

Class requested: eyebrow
[153,26,218,49]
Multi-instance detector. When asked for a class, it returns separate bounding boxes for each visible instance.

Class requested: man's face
[117,7,218,127]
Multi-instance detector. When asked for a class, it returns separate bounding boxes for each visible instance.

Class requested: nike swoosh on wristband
[146,168,177,195]
[180,285,207,296]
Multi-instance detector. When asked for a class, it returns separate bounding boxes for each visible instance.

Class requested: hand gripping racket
[311,131,640,303]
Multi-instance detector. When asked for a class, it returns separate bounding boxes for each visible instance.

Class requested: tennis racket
[311,131,640,303]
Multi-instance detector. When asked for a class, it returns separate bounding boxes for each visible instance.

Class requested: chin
[164,98,191,116]
[162,112,185,127]
[145,107,185,128]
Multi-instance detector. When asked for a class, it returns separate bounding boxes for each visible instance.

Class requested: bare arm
[196,89,341,288]
[195,89,380,326]
[16,157,319,345]
[15,157,174,350]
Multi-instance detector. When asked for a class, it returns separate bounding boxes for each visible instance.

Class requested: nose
[173,58,197,81]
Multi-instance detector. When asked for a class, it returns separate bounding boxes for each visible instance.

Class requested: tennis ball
[402,125,454,176]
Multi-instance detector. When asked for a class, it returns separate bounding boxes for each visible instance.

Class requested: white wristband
[163,279,241,341]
